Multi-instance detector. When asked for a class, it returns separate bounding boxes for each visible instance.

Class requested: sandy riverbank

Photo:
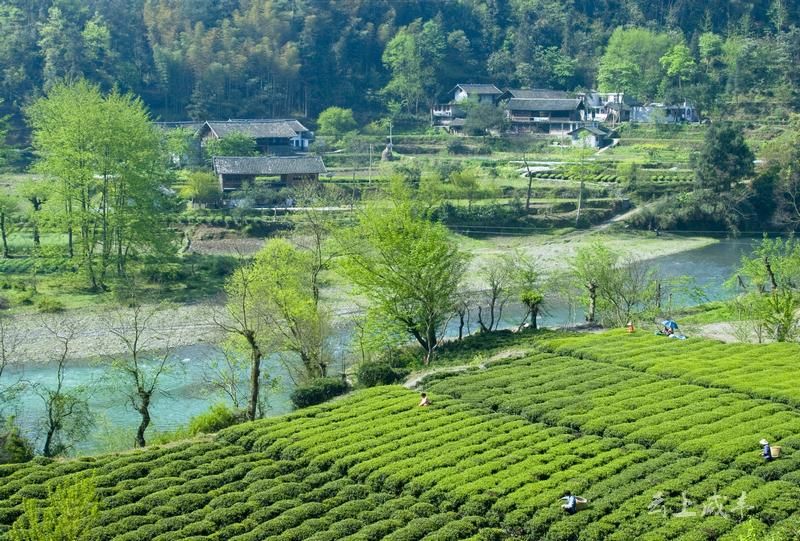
[9,231,718,361]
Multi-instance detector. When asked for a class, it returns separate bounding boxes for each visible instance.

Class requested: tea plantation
[2,332,800,540]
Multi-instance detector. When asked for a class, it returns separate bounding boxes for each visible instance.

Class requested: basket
[771,446,782,458]
[576,497,589,510]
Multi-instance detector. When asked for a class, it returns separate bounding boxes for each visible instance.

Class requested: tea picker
[760,438,781,461]
[560,492,588,514]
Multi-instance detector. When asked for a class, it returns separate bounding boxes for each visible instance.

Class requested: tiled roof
[212,155,327,176]
[568,126,608,136]
[506,89,573,99]
[204,120,305,139]
[507,98,583,112]
[455,84,503,95]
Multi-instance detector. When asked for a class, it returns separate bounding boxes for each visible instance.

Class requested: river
[3,238,758,455]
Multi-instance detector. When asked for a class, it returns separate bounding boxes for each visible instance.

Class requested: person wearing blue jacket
[761,438,773,461]
[561,492,578,514]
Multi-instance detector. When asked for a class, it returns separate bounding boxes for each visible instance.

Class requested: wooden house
[505,97,586,134]
[199,119,314,154]
[213,155,327,192]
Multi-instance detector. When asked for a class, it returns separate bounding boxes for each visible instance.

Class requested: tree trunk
[0,212,8,258]
[523,156,533,211]
[43,425,56,458]
[587,282,597,323]
[575,180,584,226]
[245,331,262,421]
[458,312,465,341]
[530,305,539,330]
[135,393,151,448]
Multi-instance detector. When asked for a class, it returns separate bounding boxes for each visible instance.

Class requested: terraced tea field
[2,332,800,540]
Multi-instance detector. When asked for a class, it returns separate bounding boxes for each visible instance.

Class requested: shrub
[187,404,245,436]
[356,362,406,387]
[35,296,65,313]
[290,378,350,409]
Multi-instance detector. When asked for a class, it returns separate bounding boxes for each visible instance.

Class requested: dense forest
[2,0,800,140]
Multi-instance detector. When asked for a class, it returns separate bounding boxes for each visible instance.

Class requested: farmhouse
[567,125,612,148]
[505,97,586,134]
[199,119,314,154]
[431,83,503,129]
[212,155,327,192]
[631,102,699,123]
[579,91,636,124]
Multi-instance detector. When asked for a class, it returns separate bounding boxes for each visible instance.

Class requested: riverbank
[12,303,226,362]
[10,231,721,361]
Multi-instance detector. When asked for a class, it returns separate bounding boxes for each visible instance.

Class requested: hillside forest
[2,0,800,137]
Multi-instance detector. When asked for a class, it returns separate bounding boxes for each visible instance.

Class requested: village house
[212,155,327,193]
[504,95,586,135]
[431,83,503,130]
[579,91,637,124]
[631,102,699,123]
[567,125,612,148]
[198,119,314,154]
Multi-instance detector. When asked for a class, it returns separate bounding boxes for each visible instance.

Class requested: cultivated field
[2,332,799,540]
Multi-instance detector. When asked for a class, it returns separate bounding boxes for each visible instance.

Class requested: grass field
[2,331,800,540]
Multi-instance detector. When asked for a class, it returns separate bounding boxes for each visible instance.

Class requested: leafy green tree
[570,243,658,326]
[27,81,175,290]
[179,170,221,207]
[8,475,98,541]
[339,201,469,364]
[317,107,357,137]
[247,239,331,381]
[695,123,754,195]
[598,27,674,99]
[382,19,445,114]
[659,43,697,92]
[463,101,506,136]
[204,132,258,162]
[731,236,800,342]
[217,257,270,422]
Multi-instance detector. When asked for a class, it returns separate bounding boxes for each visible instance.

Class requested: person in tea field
[760,438,773,461]
[418,393,431,407]
[560,492,578,514]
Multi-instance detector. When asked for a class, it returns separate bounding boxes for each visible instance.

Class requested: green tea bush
[356,362,406,387]
[290,377,350,408]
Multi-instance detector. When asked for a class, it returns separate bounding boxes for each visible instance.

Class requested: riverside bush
[290,377,350,408]
[356,362,406,387]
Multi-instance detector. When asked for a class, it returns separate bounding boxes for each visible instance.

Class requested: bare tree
[476,258,512,333]
[106,304,179,447]
[0,316,22,405]
[201,342,248,410]
[215,257,267,422]
[35,317,92,457]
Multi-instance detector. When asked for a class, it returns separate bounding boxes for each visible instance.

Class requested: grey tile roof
[204,120,305,139]
[568,126,608,136]
[506,89,574,99]
[213,155,327,176]
[507,98,584,112]
[455,84,503,95]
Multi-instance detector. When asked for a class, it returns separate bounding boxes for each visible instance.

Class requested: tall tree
[598,27,674,99]
[339,201,469,364]
[27,81,175,290]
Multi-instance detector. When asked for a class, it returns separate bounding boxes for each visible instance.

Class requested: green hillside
[2,332,800,540]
